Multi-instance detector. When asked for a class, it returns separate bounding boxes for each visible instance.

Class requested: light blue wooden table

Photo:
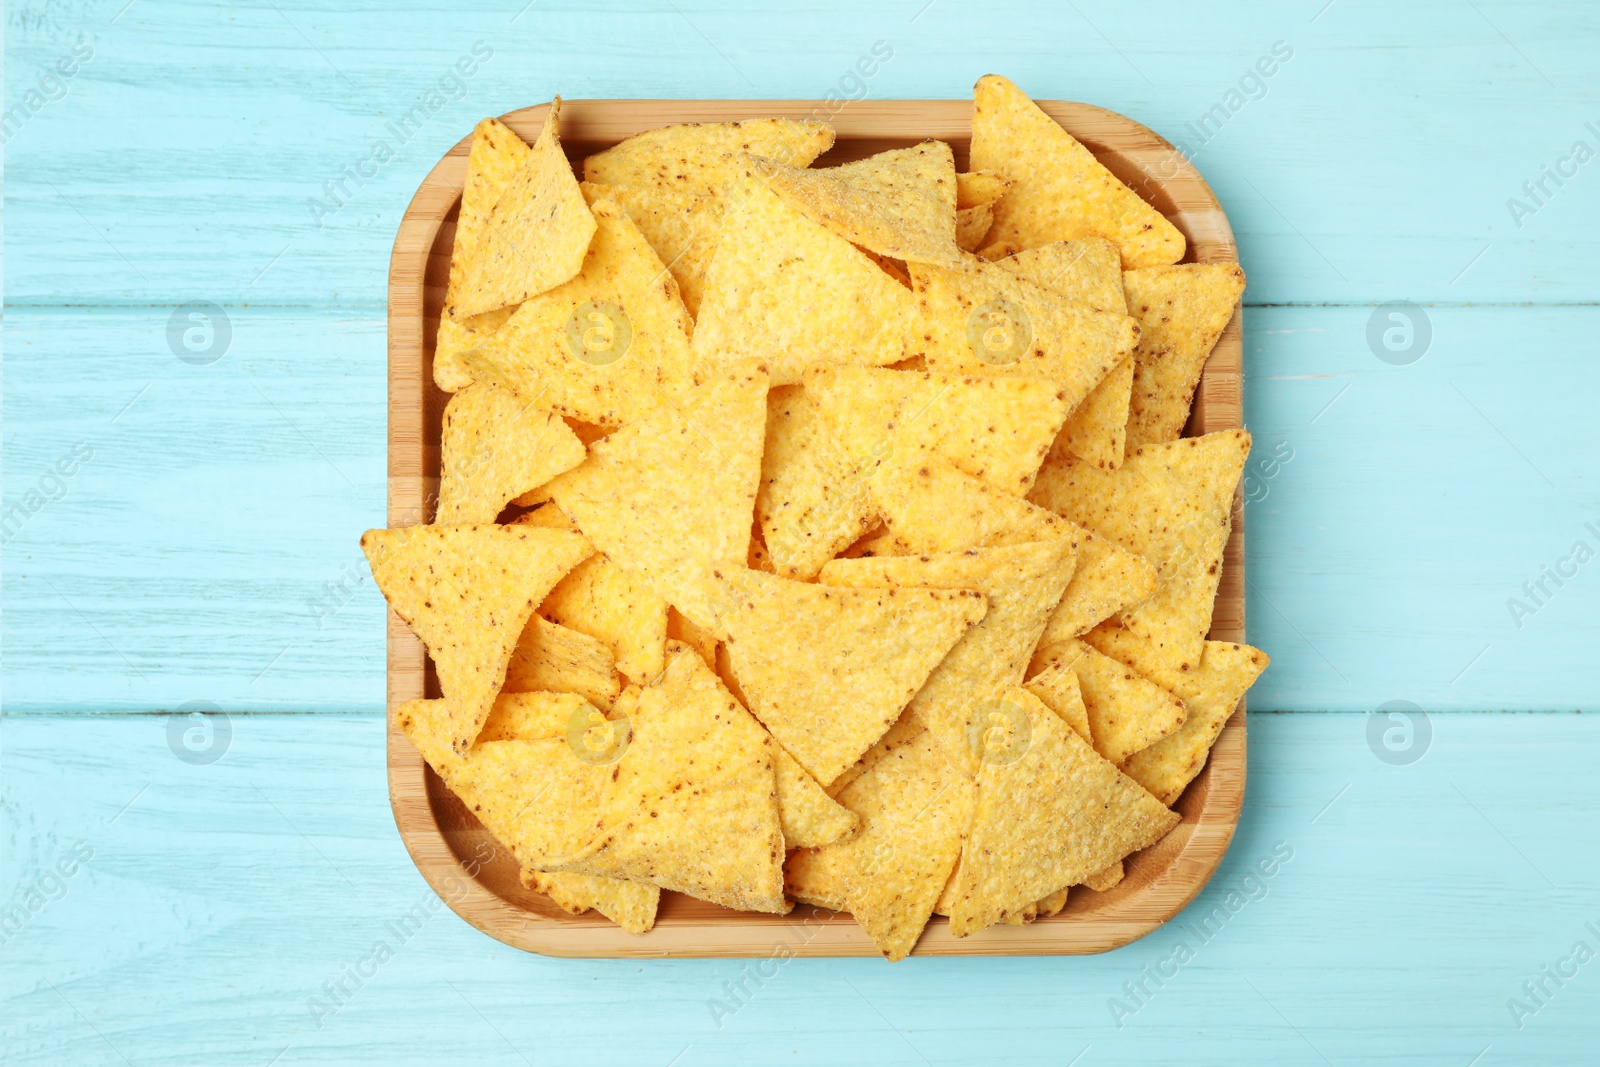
[4,2,1598,1063]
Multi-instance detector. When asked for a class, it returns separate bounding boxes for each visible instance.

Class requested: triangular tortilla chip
[1081,860,1125,892]
[1028,429,1249,668]
[907,260,1138,420]
[545,359,768,631]
[478,690,601,744]
[956,204,994,252]
[449,99,596,319]
[363,525,591,753]
[548,643,788,913]
[774,747,859,848]
[434,119,535,391]
[970,75,1184,269]
[1037,525,1159,645]
[1036,885,1070,917]
[785,724,974,960]
[691,169,916,385]
[1084,627,1269,805]
[393,698,606,867]
[720,568,988,785]
[519,866,659,934]
[666,607,717,671]
[819,538,1077,774]
[944,687,1180,936]
[601,185,722,319]
[806,365,1071,498]
[1123,263,1247,447]
[505,615,622,712]
[583,118,836,199]
[756,141,961,267]
[1022,659,1091,746]
[1028,639,1185,764]
[984,237,1131,469]
[755,384,877,580]
[957,170,1011,209]
[460,184,696,430]
[436,383,586,524]
[517,503,669,685]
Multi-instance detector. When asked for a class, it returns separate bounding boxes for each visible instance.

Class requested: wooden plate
[386,99,1246,957]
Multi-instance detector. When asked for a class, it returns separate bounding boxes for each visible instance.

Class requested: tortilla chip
[944,687,1180,936]
[667,607,717,671]
[755,384,877,580]
[720,568,988,785]
[988,237,1126,312]
[775,746,859,848]
[756,141,961,267]
[955,204,994,252]
[478,690,600,743]
[434,119,535,390]
[970,75,1184,269]
[583,118,835,199]
[1083,628,1269,805]
[449,99,596,319]
[363,525,591,753]
[436,383,586,524]
[548,643,788,913]
[1027,639,1185,764]
[785,725,974,960]
[871,457,1072,554]
[393,698,607,868]
[1022,660,1092,746]
[1028,430,1249,668]
[519,866,659,933]
[956,170,1011,210]
[907,260,1138,420]
[519,504,669,686]
[505,615,623,712]
[691,168,915,385]
[545,359,768,631]
[459,184,696,431]
[818,538,1077,774]
[599,186,720,319]
[1123,263,1247,448]
[1036,885,1070,917]
[806,365,1071,497]
[1037,525,1160,645]
[1081,860,1124,892]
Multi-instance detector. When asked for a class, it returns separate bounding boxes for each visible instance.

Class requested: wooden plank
[3,712,1596,1063]
[4,3,1597,308]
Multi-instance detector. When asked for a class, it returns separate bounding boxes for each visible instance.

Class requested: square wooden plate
[386,98,1247,958]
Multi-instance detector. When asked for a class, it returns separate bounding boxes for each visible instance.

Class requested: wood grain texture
[5,713,1598,1064]
[386,97,1244,957]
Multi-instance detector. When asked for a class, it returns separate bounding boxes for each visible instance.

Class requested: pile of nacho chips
[367,76,1268,960]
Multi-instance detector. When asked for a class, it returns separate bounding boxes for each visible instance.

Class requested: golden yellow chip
[601,185,721,319]
[1123,263,1247,447]
[1022,658,1092,746]
[363,525,591,753]
[505,615,622,712]
[785,724,974,960]
[1036,885,1070,917]
[518,503,669,686]
[478,690,600,743]
[774,746,859,849]
[691,169,915,385]
[1029,429,1250,668]
[819,538,1077,774]
[871,456,1071,554]
[436,383,586,525]
[756,141,961,267]
[583,118,835,199]
[955,204,994,252]
[806,365,1071,498]
[549,643,788,913]
[519,865,660,934]
[956,170,1011,210]
[907,261,1138,422]
[971,75,1184,269]
[719,568,987,785]
[1084,627,1269,805]
[393,698,606,868]
[1028,638,1185,764]
[755,384,876,580]
[1037,524,1160,645]
[545,359,769,631]
[666,607,717,671]
[449,99,596,319]
[460,184,696,431]
[944,687,1179,936]
[435,118,535,391]
[1081,859,1125,892]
